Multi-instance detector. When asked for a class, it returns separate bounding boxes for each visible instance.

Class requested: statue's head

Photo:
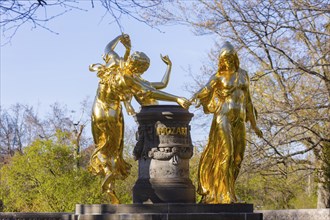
[126,51,150,75]
[218,41,240,72]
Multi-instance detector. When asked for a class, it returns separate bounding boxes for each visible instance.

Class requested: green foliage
[189,149,202,203]
[0,126,321,211]
[0,137,106,212]
[115,158,138,204]
[235,167,317,210]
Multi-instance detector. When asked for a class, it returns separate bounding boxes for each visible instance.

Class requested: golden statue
[89,34,190,204]
[191,42,263,204]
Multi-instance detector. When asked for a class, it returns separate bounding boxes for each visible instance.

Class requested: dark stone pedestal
[67,203,263,220]
[132,105,195,204]
[133,159,195,204]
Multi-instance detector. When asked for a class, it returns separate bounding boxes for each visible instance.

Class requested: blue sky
[1,3,215,141]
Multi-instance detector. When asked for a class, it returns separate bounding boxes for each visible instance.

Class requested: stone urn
[132,105,195,203]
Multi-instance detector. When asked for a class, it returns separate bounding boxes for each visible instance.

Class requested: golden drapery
[193,42,262,204]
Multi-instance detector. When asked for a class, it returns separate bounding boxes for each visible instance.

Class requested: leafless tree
[0,0,162,45]
[0,102,91,168]
[145,0,330,208]
[0,104,43,155]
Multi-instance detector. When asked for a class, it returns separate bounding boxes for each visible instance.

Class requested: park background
[1,0,329,212]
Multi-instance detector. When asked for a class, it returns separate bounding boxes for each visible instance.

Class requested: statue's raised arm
[104,34,131,62]
[148,54,172,90]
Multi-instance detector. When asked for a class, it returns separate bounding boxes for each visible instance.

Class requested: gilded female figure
[191,42,262,204]
[89,34,189,203]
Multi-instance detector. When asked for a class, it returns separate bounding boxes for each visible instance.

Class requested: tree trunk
[325,79,330,101]
[317,143,330,208]
[317,182,330,208]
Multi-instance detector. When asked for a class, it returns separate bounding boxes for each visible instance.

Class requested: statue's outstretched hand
[177,97,191,109]
[160,54,172,66]
[190,94,201,108]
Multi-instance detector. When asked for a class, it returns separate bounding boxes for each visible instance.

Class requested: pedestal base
[67,204,263,220]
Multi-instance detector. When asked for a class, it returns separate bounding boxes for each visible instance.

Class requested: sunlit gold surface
[89,34,190,203]
[192,42,263,204]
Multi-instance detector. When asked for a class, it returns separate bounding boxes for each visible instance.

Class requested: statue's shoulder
[107,58,123,70]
